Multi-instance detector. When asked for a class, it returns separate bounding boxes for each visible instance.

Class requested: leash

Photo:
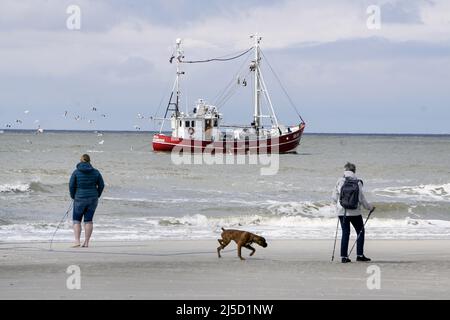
[49,200,74,251]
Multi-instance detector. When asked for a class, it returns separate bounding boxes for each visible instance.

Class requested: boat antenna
[260,49,305,124]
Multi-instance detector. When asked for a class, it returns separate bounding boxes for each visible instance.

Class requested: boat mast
[160,38,184,134]
[251,34,262,132]
[174,38,184,136]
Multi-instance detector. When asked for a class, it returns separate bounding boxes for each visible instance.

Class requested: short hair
[81,154,91,163]
[344,162,356,173]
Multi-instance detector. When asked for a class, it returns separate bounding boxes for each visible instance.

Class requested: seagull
[64,111,68,117]
[88,119,95,124]
[5,124,12,128]
[100,114,106,118]
[16,119,22,124]
[75,115,81,121]
[98,140,104,145]
[134,125,141,130]
[137,113,144,119]
[24,110,30,115]
[92,106,97,111]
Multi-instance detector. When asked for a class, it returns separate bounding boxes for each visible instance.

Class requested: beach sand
[1,240,449,299]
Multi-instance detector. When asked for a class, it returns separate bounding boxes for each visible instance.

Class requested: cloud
[1,0,448,79]
[276,36,450,61]
[111,56,155,79]
[0,0,449,133]
[380,0,427,24]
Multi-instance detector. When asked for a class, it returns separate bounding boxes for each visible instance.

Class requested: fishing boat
[152,35,305,154]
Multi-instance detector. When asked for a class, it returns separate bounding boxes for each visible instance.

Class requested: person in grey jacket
[332,162,374,263]
[69,154,104,248]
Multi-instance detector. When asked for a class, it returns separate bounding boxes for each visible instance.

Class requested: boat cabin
[171,99,222,141]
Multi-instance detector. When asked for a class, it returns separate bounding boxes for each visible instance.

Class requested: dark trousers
[339,215,364,257]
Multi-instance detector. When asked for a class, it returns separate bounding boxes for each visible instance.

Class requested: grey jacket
[332,171,373,216]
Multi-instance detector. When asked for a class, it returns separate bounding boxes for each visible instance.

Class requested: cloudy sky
[0,0,449,133]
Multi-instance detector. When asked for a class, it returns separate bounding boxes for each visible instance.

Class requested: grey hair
[344,162,356,173]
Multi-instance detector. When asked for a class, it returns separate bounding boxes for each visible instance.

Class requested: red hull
[152,123,305,154]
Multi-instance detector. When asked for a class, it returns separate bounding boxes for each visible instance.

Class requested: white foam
[375,183,450,202]
[103,196,153,203]
[0,183,31,193]
[266,200,335,218]
[1,215,450,242]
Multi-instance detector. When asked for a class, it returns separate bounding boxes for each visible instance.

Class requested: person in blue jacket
[69,154,104,247]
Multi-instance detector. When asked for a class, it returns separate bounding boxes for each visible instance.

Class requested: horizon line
[1,129,449,137]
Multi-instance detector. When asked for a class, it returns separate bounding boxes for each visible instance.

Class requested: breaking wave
[1,214,450,242]
[266,200,335,218]
[0,181,49,193]
[0,183,31,193]
[374,183,450,202]
[103,196,449,220]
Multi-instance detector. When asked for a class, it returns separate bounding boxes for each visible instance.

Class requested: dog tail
[221,227,226,231]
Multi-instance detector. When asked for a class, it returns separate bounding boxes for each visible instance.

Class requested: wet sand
[1,240,449,299]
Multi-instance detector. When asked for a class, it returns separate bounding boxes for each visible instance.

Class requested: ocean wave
[266,200,335,218]
[0,218,12,226]
[0,181,50,193]
[11,168,69,176]
[152,214,450,230]
[1,215,450,242]
[102,196,449,220]
[374,183,450,202]
[103,196,154,203]
[0,183,31,193]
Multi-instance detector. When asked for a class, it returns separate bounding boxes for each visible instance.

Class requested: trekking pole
[331,217,340,262]
[49,200,74,251]
[348,207,376,257]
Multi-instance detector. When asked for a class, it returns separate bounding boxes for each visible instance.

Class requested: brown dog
[217,227,268,260]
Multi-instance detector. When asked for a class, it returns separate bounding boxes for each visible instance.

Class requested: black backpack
[339,178,361,210]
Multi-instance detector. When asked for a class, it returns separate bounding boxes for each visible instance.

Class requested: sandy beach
[1,239,449,300]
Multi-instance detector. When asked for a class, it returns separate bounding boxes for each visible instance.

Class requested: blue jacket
[69,162,104,199]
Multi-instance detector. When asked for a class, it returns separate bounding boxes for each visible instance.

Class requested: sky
[0,0,449,133]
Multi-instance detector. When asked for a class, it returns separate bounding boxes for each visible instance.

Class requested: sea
[1,130,449,242]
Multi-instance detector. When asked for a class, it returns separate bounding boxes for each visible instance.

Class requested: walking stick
[348,207,376,257]
[331,217,340,262]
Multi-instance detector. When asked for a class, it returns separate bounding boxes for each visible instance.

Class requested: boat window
[214,119,218,127]
[179,120,182,127]
[191,121,195,127]
[185,121,190,127]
